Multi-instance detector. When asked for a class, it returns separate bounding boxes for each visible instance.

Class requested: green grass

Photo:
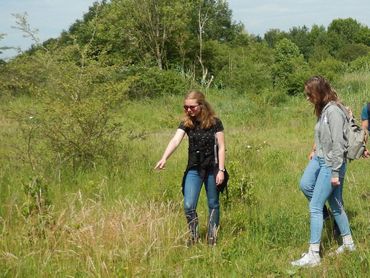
[0,74,369,277]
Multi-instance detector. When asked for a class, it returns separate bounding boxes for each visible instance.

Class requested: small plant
[21,176,53,239]
[224,160,257,207]
[22,176,51,217]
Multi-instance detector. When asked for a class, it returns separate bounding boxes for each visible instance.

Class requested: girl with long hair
[292,76,355,267]
[155,90,226,245]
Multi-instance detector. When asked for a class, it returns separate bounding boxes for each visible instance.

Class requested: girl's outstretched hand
[154,159,166,170]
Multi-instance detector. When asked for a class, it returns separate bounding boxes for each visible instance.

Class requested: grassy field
[0,73,369,277]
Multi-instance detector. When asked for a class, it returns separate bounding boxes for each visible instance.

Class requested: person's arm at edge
[361,105,369,158]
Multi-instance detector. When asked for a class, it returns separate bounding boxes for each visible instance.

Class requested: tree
[287,26,312,59]
[264,29,287,48]
[215,42,273,93]
[120,0,192,70]
[272,38,308,95]
[327,18,363,44]
[4,14,125,173]
[337,43,370,62]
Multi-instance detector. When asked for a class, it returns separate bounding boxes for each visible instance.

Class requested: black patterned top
[178,118,224,170]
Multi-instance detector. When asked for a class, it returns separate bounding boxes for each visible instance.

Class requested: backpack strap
[332,102,350,122]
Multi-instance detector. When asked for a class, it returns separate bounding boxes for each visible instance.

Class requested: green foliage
[197,0,243,42]
[39,64,123,170]
[215,43,273,93]
[22,176,51,218]
[264,29,287,48]
[4,44,125,173]
[118,66,190,99]
[0,53,50,96]
[272,38,309,95]
[311,57,346,82]
[349,53,370,72]
[259,88,289,106]
[337,43,370,62]
[60,0,244,77]
[226,160,257,207]
[21,176,53,241]
[328,18,364,44]
[287,25,312,59]
[1,76,370,276]
[2,7,370,276]
[309,44,332,62]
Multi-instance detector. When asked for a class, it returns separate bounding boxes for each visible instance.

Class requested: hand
[154,159,166,170]
[308,151,315,160]
[216,171,224,186]
[331,177,340,186]
[363,149,370,158]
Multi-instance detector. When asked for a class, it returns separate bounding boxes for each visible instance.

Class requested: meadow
[0,72,369,277]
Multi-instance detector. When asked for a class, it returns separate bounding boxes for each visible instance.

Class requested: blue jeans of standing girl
[300,155,351,244]
[183,169,220,239]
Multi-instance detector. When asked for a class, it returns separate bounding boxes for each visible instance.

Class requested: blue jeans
[183,169,220,238]
[300,156,351,244]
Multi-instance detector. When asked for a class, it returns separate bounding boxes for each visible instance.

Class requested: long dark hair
[305,76,339,117]
[182,90,216,129]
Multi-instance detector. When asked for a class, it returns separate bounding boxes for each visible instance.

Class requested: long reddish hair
[305,76,339,117]
[182,90,216,129]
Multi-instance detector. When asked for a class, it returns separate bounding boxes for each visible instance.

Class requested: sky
[1,0,370,59]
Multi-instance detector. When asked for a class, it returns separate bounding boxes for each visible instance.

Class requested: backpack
[337,103,368,160]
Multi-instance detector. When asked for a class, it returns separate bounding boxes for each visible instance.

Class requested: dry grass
[1,193,188,276]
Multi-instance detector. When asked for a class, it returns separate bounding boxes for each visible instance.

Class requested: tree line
[1,0,370,97]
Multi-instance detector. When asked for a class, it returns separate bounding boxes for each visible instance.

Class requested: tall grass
[0,74,369,276]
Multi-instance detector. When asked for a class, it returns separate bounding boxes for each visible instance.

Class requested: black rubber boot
[186,210,199,246]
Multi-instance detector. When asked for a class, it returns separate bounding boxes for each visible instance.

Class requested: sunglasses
[183,105,199,111]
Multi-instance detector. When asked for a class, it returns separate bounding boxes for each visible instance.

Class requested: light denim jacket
[315,101,348,178]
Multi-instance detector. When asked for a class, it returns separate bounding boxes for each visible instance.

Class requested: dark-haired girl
[292,76,355,267]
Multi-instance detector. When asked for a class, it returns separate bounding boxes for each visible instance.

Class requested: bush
[260,88,288,106]
[311,57,347,82]
[337,43,370,62]
[118,66,189,99]
[349,54,370,72]
[7,46,125,173]
[215,44,273,93]
[272,38,309,95]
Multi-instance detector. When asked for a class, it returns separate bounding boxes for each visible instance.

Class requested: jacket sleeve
[327,106,346,178]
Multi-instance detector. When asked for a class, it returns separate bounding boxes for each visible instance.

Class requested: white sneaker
[291,251,321,267]
[335,243,356,254]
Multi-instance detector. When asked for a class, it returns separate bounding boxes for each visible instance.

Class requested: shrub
[215,44,273,93]
[7,46,125,173]
[311,57,347,82]
[118,66,189,99]
[349,54,370,72]
[337,43,370,62]
[272,38,309,95]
